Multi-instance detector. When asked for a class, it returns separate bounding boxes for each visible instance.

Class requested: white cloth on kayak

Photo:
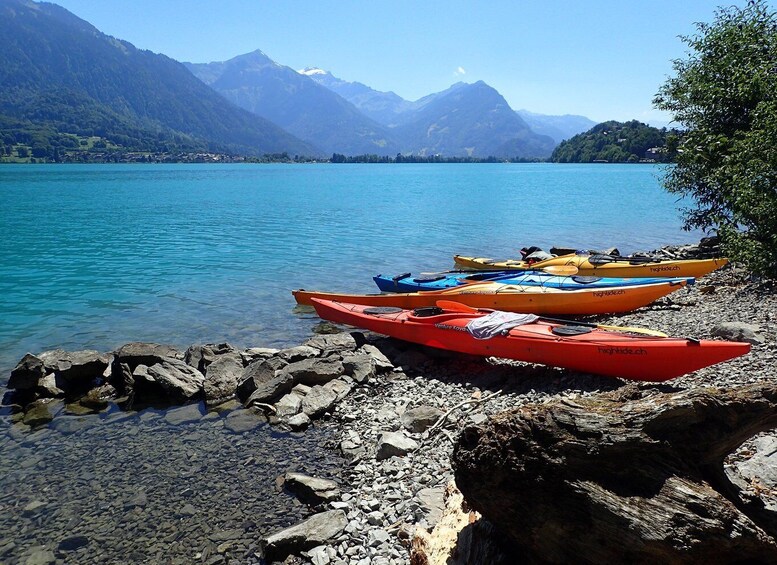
[525,250,554,261]
[465,311,539,340]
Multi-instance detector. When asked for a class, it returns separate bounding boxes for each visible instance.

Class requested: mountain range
[1,0,599,160]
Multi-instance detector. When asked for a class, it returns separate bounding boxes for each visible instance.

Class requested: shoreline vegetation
[0,120,676,165]
[2,241,776,562]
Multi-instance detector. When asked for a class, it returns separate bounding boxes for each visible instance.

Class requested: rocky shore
[2,242,776,564]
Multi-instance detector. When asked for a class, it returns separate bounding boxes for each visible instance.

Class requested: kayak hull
[310,299,750,381]
[294,280,688,316]
[453,254,728,278]
[374,271,694,293]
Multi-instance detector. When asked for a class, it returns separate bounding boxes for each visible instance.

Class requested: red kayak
[310,299,750,381]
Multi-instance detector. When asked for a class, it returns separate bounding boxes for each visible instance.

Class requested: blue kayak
[374,270,696,293]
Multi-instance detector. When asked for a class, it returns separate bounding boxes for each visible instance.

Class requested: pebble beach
[1,248,775,564]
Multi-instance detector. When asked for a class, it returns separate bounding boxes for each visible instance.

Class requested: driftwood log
[452,383,777,563]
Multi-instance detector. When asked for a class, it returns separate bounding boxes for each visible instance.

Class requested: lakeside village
[0,149,666,165]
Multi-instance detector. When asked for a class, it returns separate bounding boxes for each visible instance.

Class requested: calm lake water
[0,163,697,374]
[0,162,699,563]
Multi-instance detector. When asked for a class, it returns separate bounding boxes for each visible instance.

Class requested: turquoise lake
[0,163,698,375]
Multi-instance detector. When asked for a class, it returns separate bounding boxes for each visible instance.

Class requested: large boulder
[184,343,237,373]
[241,358,344,407]
[342,353,376,384]
[145,358,205,402]
[301,384,339,419]
[304,332,361,355]
[236,357,289,402]
[203,352,243,405]
[283,358,344,387]
[261,510,347,562]
[9,350,111,395]
[113,342,182,368]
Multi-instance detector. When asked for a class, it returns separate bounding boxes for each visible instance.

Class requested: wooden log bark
[452,383,777,563]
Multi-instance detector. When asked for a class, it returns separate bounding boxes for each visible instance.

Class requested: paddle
[435,300,668,337]
[420,265,579,277]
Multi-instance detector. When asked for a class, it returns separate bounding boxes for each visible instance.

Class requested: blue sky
[52,0,766,125]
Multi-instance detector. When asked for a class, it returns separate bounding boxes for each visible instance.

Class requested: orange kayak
[453,253,728,278]
[310,299,750,381]
[293,279,688,316]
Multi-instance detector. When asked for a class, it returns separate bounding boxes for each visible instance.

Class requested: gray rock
[416,486,445,527]
[22,546,55,565]
[79,383,117,410]
[237,357,289,402]
[9,349,111,394]
[711,321,766,345]
[284,472,341,505]
[203,352,243,406]
[37,373,65,397]
[164,403,205,425]
[731,435,777,488]
[224,408,266,433]
[376,431,419,460]
[357,344,394,373]
[22,500,46,516]
[113,342,182,367]
[184,343,236,373]
[401,405,444,433]
[278,345,321,362]
[241,347,280,365]
[146,358,205,401]
[243,358,344,407]
[302,385,339,418]
[287,413,311,431]
[124,490,148,510]
[274,393,303,418]
[9,353,46,390]
[51,416,93,435]
[304,333,359,355]
[261,509,347,562]
[307,545,331,565]
[22,399,63,427]
[284,358,345,387]
[342,354,376,384]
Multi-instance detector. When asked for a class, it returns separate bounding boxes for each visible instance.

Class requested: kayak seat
[413,275,446,282]
[411,306,444,317]
[392,272,412,282]
[571,276,602,284]
[551,325,593,336]
[588,254,615,265]
[364,306,404,315]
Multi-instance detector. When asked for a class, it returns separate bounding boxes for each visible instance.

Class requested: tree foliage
[549,120,676,163]
[654,0,777,275]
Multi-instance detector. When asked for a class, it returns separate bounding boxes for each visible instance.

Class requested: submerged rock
[283,472,341,506]
[261,509,347,562]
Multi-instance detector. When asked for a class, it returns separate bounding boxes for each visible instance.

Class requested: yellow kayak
[293,279,689,316]
[453,253,728,279]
